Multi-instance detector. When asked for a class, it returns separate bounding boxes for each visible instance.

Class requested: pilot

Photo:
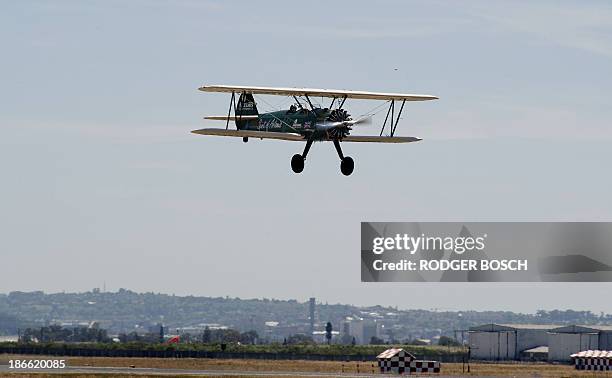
[288,104,297,114]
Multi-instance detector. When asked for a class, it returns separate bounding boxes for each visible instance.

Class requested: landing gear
[243,137,248,143]
[290,138,354,175]
[291,138,313,174]
[291,154,304,173]
[340,156,354,176]
[333,139,354,176]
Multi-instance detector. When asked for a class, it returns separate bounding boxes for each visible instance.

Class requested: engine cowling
[328,109,352,123]
[315,109,353,139]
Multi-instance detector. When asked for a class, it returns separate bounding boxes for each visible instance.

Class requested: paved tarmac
[0,365,379,377]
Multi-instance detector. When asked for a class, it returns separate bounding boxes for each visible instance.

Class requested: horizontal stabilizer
[205,115,259,121]
[342,135,422,143]
[191,128,305,141]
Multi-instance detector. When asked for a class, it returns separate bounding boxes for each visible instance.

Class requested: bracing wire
[357,100,392,119]
[258,95,291,112]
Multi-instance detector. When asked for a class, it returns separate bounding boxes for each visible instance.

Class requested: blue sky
[1,1,612,313]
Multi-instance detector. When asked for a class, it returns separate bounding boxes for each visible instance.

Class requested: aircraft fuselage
[238,108,347,141]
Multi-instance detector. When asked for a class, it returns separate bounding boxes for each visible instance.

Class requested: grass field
[1,354,611,377]
[0,342,465,358]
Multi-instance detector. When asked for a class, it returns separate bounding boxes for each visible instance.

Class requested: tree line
[20,325,109,343]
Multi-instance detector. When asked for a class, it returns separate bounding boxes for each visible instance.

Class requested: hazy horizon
[2,282,610,315]
[2,287,607,316]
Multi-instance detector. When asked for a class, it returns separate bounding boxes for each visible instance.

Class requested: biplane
[192,85,438,175]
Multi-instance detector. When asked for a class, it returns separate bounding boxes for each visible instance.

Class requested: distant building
[548,325,612,361]
[342,317,380,344]
[469,323,612,362]
[148,323,163,335]
[363,321,381,344]
[469,323,555,360]
[521,346,549,361]
[88,321,100,329]
[263,323,304,342]
[312,330,340,343]
[309,298,315,336]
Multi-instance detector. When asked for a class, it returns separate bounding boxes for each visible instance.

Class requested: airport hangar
[469,324,612,362]
[468,324,551,361]
[548,325,612,361]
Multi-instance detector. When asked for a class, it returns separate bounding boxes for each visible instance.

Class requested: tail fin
[235,93,258,130]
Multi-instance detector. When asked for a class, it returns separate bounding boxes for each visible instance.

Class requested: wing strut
[338,95,348,109]
[391,99,406,136]
[292,96,304,110]
[304,94,315,110]
[379,99,406,137]
[226,91,235,130]
[329,96,336,108]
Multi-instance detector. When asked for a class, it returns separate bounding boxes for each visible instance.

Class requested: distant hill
[1,290,610,341]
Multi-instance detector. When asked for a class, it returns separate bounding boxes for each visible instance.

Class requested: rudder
[235,93,258,129]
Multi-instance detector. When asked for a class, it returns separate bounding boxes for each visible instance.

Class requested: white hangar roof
[551,325,612,333]
[469,323,558,332]
[523,346,549,354]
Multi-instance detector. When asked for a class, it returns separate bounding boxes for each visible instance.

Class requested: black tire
[340,156,354,176]
[291,154,304,173]
[242,137,248,143]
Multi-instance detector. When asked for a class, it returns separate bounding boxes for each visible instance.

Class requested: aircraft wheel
[243,137,248,143]
[291,154,304,173]
[340,156,354,176]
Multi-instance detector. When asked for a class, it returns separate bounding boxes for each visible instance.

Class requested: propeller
[326,109,372,127]
[345,115,372,126]
[316,110,372,138]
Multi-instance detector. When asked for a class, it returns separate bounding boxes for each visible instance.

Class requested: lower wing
[191,128,305,141]
[191,129,421,143]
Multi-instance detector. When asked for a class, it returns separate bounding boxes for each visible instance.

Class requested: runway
[0,365,378,377]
